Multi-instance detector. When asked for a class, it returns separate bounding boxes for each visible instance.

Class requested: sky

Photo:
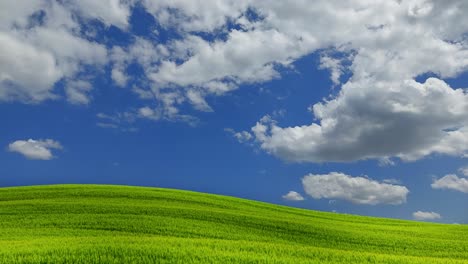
[1,0,468,224]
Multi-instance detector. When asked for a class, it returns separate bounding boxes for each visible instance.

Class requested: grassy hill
[0,184,467,263]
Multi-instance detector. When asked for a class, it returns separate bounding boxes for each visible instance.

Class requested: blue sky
[1,1,468,224]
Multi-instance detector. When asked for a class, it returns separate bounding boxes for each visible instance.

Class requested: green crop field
[0,184,466,263]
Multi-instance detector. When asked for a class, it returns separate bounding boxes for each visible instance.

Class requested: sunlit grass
[0,184,466,263]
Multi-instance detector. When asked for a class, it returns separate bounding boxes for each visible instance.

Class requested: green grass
[0,185,466,263]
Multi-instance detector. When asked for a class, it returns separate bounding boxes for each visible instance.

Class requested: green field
[0,184,466,263]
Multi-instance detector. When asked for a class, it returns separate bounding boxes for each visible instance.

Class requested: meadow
[0,184,466,263]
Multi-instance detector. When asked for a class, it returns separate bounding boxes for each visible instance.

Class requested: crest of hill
[0,184,467,264]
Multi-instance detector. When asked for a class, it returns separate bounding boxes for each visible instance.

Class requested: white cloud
[132,86,155,100]
[378,157,396,167]
[111,68,128,88]
[302,172,409,205]
[138,106,161,121]
[96,122,119,129]
[0,1,107,104]
[225,128,253,143]
[109,38,167,88]
[234,131,253,143]
[413,211,441,221]
[150,30,304,87]
[459,167,468,177]
[65,0,133,29]
[65,80,93,105]
[96,111,139,132]
[3,0,468,136]
[382,178,401,185]
[253,78,468,162]
[186,90,213,112]
[8,139,63,160]
[141,0,250,32]
[282,191,304,201]
[0,32,61,103]
[432,173,468,193]
[319,54,347,86]
[0,1,44,29]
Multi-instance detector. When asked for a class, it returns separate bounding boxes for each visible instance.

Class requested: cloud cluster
[301,172,409,205]
[242,1,468,163]
[8,139,63,160]
[0,1,114,104]
[253,78,468,162]
[412,211,441,221]
[3,1,468,162]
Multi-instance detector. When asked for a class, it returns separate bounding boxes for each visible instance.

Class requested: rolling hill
[0,184,466,263]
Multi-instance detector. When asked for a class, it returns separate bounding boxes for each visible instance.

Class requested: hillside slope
[0,184,466,263]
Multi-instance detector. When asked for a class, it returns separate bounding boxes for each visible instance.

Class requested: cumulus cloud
[102,1,468,120]
[282,191,304,201]
[432,173,468,193]
[3,0,468,138]
[66,0,133,29]
[8,139,63,160]
[302,172,409,205]
[413,211,441,221]
[253,78,468,162]
[0,1,107,104]
[141,0,251,33]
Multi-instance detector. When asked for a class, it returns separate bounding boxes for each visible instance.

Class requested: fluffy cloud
[302,172,409,205]
[0,1,107,104]
[412,211,441,221]
[253,78,468,162]
[141,0,250,32]
[0,32,61,102]
[8,139,63,160]
[65,0,133,29]
[432,173,468,193]
[282,191,304,201]
[149,29,305,88]
[3,0,468,141]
